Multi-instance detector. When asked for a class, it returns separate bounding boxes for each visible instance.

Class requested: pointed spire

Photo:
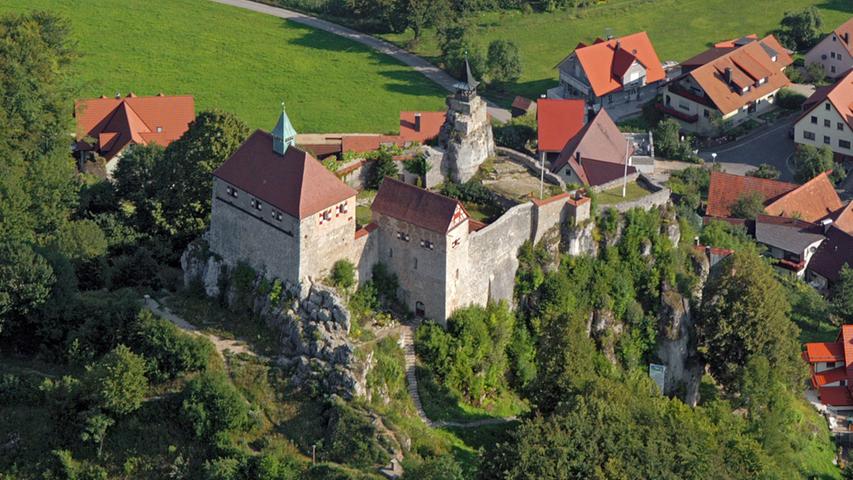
[272,100,297,155]
[454,52,479,96]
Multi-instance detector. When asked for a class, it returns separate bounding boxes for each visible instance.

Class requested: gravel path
[208,0,512,123]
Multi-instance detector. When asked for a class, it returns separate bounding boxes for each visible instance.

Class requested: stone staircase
[400,322,434,427]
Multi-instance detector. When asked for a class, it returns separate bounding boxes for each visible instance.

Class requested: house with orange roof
[74,93,195,175]
[553,32,665,112]
[805,17,853,79]
[803,325,853,408]
[661,35,792,134]
[536,98,587,163]
[793,69,853,161]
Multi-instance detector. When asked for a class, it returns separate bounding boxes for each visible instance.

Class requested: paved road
[698,117,796,181]
[209,0,512,123]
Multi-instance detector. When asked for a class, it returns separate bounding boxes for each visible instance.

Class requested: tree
[436,21,484,80]
[487,40,522,87]
[403,154,432,187]
[403,0,448,44]
[403,456,464,480]
[730,191,766,220]
[80,409,114,458]
[86,344,148,416]
[831,265,853,324]
[806,61,826,85]
[792,144,843,184]
[181,372,249,439]
[779,7,823,50]
[367,149,400,189]
[113,143,164,215]
[133,310,214,381]
[653,118,681,158]
[746,163,780,180]
[49,219,108,262]
[0,241,54,331]
[150,110,249,241]
[330,259,356,291]
[697,251,805,391]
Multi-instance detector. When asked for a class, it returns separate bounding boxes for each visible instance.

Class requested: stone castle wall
[298,196,358,283]
[208,178,301,285]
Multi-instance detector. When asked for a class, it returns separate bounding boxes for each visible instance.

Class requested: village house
[547,108,639,188]
[661,35,792,134]
[552,32,665,112]
[793,69,853,162]
[803,325,853,408]
[536,98,586,164]
[73,93,195,175]
[511,96,537,118]
[753,215,826,278]
[805,17,853,80]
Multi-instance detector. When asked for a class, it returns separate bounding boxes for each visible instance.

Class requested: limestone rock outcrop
[439,94,495,183]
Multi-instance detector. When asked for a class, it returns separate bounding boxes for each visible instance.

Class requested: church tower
[272,102,297,154]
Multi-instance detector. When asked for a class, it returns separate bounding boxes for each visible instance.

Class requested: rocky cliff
[181,241,369,399]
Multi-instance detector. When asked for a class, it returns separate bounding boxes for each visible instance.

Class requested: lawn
[381,0,853,102]
[596,180,653,205]
[0,0,447,133]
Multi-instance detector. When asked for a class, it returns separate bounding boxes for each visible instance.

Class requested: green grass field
[0,0,446,133]
[382,0,852,102]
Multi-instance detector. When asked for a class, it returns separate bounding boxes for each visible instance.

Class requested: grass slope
[0,0,446,133]
[382,0,853,101]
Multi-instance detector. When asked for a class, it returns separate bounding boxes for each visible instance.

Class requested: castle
[208,69,591,323]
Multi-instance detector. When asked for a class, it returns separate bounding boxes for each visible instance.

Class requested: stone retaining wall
[495,146,565,188]
[607,174,671,213]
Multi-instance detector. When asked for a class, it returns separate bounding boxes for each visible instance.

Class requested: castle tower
[272,102,297,154]
[438,56,495,183]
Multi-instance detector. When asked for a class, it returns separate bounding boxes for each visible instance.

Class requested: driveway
[209,0,512,123]
[698,117,796,181]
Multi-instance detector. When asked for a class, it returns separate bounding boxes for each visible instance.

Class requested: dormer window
[251,198,262,211]
[226,185,238,198]
[741,86,749,93]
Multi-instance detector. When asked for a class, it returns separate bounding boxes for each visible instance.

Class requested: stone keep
[439,59,495,183]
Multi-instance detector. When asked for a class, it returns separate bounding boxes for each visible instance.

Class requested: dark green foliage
[654,118,699,162]
[417,302,516,405]
[746,163,780,180]
[106,246,161,290]
[493,112,536,151]
[132,309,215,381]
[203,456,244,480]
[0,241,54,329]
[366,337,408,406]
[252,450,302,480]
[514,241,548,301]
[49,220,108,262]
[775,88,807,110]
[436,21,485,80]
[793,144,845,184]
[85,345,148,416]
[181,372,250,439]
[331,259,357,290]
[402,154,432,187]
[322,399,391,468]
[831,265,853,324]
[697,251,805,391]
[486,39,522,86]
[699,220,760,253]
[668,166,710,210]
[46,449,109,480]
[366,148,400,189]
[403,456,464,480]
[778,6,823,50]
[370,262,400,307]
[730,191,766,220]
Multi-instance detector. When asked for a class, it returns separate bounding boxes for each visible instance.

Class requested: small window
[337,202,348,214]
[420,240,434,250]
[824,135,831,145]
[826,102,832,111]
[832,65,837,74]
[703,109,709,118]
[226,185,238,198]
[413,258,418,270]
[452,238,461,248]
[811,116,818,124]
[389,248,393,258]
[804,131,816,140]
[271,210,283,221]
[822,54,828,60]
[838,122,845,131]
[831,52,836,59]
[824,119,831,127]
[251,198,262,211]
[840,139,851,149]
[396,231,410,242]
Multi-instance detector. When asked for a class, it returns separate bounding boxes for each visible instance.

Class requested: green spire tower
[272,101,297,155]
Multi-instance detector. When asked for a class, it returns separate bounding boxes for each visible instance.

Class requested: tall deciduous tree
[779,7,823,50]
[697,251,805,391]
[793,144,843,184]
[487,40,522,87]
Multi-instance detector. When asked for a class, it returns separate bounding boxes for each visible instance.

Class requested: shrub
[403,456,465,480]
[775,88,806,110]
[322,399,391,468]
[85,344,148,416]
[746,163,780,179]
[0,373,43,405]
[371,263,400,307]
[366,149,400,189]
[493,113,536,151]
[331,259,356,290]
[181,372,250,439]
[108,247,160,290]
[133,310,215,380]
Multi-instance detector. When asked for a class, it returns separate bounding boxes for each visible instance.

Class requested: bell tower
[272,101,297,155]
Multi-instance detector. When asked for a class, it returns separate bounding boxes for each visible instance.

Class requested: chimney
[821,218,833,234]
[414,113,421,132]
[724,67,733,84]
[115,92,121,99]
[615,40,622,50]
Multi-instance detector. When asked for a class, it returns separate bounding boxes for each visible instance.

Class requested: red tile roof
[832,18,853,58]
[75,94,195,160]
[371,178,467,234]
[814,365,849,386]
[399,111,444,144]
[570,32,666,97]
[537,99,586,153]
[713,34,759,49]
[798,69,853,132]
[804,342,846,363]
[551,109,633,186]
[842,325,853,376]
[818,386,853,406]
[833,202,853,235]
[355,222,378,239]
[764,171,843,222]
[706,171,798,218]
[512,96,535,111]
[685,35,792,115]
[213,130,356,220]
[341,135,382,154]
[809,226,853,283]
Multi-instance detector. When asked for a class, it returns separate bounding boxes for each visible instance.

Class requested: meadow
[0,0,447,133]
[382,0,853,101]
